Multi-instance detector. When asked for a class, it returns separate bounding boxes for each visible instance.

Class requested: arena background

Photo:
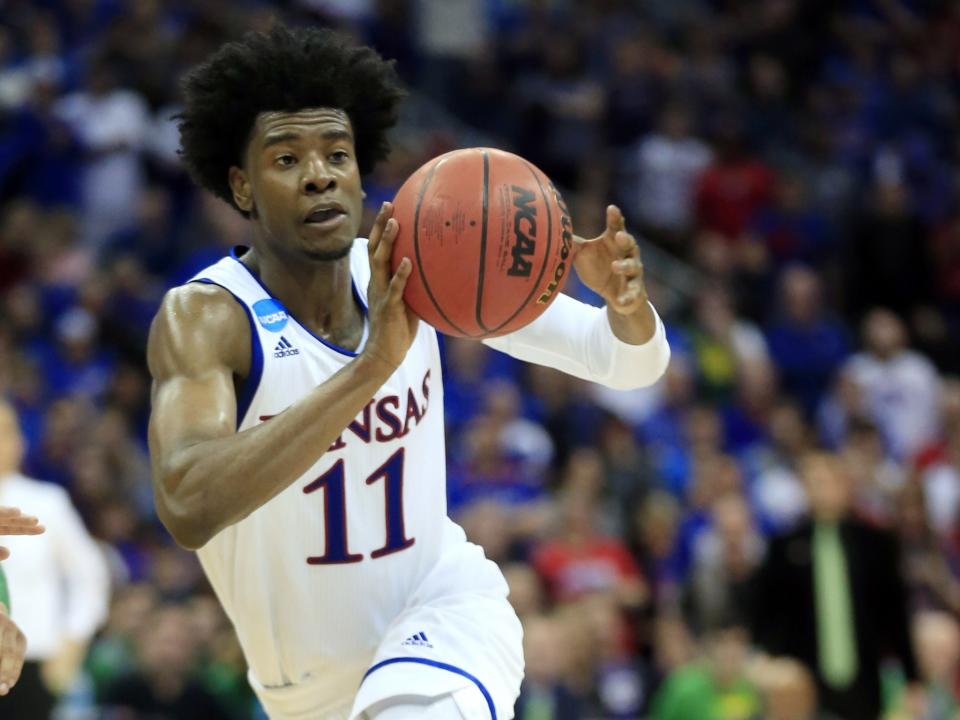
[2,0,960,718]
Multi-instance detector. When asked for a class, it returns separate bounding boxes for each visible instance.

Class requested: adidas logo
[273,336,300,359]
[401,631,433,649]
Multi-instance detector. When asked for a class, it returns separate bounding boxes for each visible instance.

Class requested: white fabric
[731,321,769,364]
[922,463,960,534]
[55,89,149,244]
[844,350,940,459]
[634,133,712,230]
[187,239,668,718]
[483,296,670,391]
[364,689,477,719]
[415,0,488,58]
[753,466,808,529]
[348,530,522,720]
[0,472,110,659]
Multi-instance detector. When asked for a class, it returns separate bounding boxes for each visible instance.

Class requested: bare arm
[148,203,417,549]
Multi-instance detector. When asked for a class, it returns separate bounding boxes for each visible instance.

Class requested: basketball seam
[412,157,474,337]
[475,150,490,333]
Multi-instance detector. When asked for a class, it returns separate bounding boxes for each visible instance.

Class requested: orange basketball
[390,148,574,338]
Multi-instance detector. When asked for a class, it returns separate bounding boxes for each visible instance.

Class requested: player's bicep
[147,285,248,479]
[150,370,236,460]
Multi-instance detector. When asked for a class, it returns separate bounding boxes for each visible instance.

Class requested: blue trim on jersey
[190,279,264,429]
[228,246,367,357]
[360,657,496,720]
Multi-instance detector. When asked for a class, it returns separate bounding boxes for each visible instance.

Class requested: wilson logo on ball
[507,185,537,278]
[536,185,573,304]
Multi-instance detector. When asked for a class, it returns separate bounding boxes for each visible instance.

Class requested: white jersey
[190,242,468,686]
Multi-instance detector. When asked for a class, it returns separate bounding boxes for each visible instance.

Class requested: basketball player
[147,25,670,720]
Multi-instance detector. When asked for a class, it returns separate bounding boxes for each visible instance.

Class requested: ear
[229,166,254,213]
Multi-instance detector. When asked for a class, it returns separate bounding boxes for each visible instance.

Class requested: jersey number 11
[303,448,415,564]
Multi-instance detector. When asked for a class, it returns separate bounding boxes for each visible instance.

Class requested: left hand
[0,507,44,561]
[573,205,648,316]
[0,606,26,695]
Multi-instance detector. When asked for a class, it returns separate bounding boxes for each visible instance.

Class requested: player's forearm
[484,295,670,390]
[156,354,394,549]
[606,298,657,345]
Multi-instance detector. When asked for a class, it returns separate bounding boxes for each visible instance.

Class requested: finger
[0,515,43,532]
[387,257,412,304]
[0,526,45,536]
[8,524,44,536]
[370,218,399,291]
[367,201,394,256]
[611,258,643,277]
[617,278,646,307]
[0,618,22,694]
[574,205,626,246]
[0,508,21,519]
[614,229,638,257]
[606,204,625,235]
[374,218,399,268]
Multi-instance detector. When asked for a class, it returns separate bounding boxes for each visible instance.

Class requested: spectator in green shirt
[885,611,960,720]
[651,620,761,720]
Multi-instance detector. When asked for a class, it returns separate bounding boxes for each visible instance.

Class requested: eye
[330,150,349,163]
[275,154,297,167]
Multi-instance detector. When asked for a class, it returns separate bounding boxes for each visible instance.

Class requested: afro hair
[176,24,405,215]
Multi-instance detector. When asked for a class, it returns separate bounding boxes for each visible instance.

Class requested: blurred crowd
[3,0,960,718]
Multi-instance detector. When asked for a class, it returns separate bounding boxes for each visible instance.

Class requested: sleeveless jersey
[189,242,459,693]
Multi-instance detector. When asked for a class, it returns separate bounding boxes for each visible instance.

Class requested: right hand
[363,202,419,372]
[0,606,26,696]
[0,507,44,561]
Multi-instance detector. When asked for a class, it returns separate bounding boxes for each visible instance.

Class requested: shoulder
[158,281,246,319]
[152,283,249,344]
[148,283,250,379]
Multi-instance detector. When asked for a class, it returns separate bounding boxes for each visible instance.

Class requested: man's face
[802,456,852,522]
[864,309,905,359]
[230,108,364,262]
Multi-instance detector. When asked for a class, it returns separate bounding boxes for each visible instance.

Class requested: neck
[242,242,360,343]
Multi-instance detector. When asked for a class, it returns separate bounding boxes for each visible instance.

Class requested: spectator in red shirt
[532,484,648,608]
[695,116,775,240]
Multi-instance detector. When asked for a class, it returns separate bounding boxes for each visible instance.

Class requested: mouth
[303,203,348,227]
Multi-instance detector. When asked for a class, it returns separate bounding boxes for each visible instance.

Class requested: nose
[300,154,335,195]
